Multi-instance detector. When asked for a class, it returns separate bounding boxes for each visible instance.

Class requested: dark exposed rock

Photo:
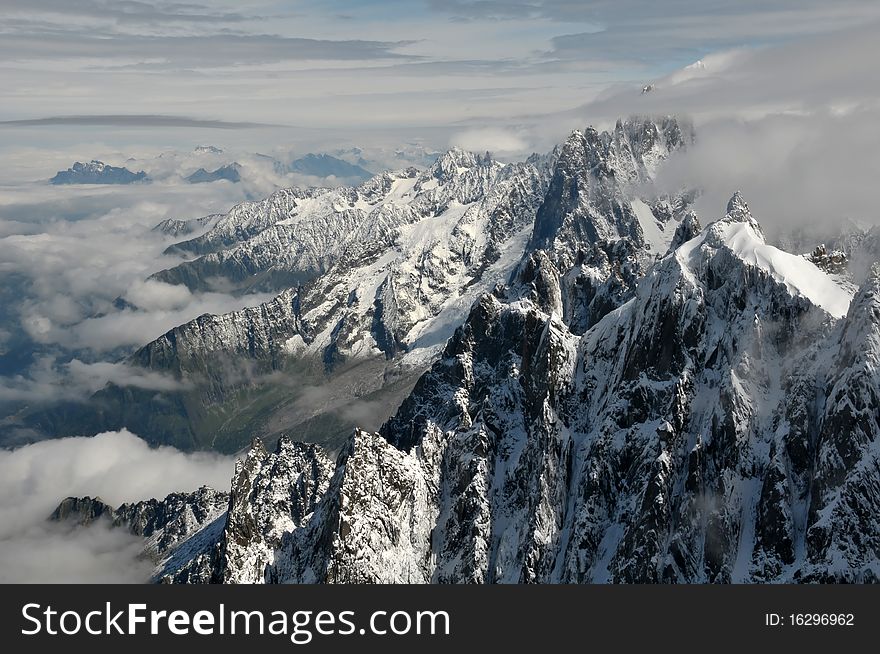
[50,160,148,185]
[49,487,229,582]
[50,496,114,525]
[186,163,241,184]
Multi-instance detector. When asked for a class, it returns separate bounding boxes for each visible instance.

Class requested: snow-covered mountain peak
[725,190,757,224]
[81,160,108,172]
[678,195,853,318]
[700,192,765,249]
[546,116,689,188]
[714,190,765,241]
[531,117,691,251]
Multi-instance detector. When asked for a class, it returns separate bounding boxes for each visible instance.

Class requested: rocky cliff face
[802,264,880,581]
[526,118,695,335]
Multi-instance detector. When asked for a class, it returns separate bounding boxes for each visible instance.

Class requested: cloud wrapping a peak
[0,430,235,582]
[544,21,880,235]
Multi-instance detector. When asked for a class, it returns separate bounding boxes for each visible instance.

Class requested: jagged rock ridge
[50,487,228,582]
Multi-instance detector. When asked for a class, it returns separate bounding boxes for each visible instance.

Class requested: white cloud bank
[549,22,880,236]
[0,358,189,403]
[0,430,235,582]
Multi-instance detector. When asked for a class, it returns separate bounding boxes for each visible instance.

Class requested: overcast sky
[2,0,880,154]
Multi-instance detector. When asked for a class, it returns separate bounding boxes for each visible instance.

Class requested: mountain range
[21,145,555,452]
[50,160,149,185]
[186,163,242,184]
[38,116,880,582]
[47,151,386,189]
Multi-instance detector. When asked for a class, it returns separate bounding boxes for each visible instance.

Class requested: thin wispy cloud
[430,0,880,28]
[0,115,285,129]
[0,31,417,67]
[4,0,251,25]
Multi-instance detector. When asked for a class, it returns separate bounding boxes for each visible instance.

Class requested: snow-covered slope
[152,151,546,298]
[679,193,852,318]
[138,151,553,371]
[130,149,551,413]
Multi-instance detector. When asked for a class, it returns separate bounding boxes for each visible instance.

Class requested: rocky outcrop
[524,117,694,334]
[50,496,115,525]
